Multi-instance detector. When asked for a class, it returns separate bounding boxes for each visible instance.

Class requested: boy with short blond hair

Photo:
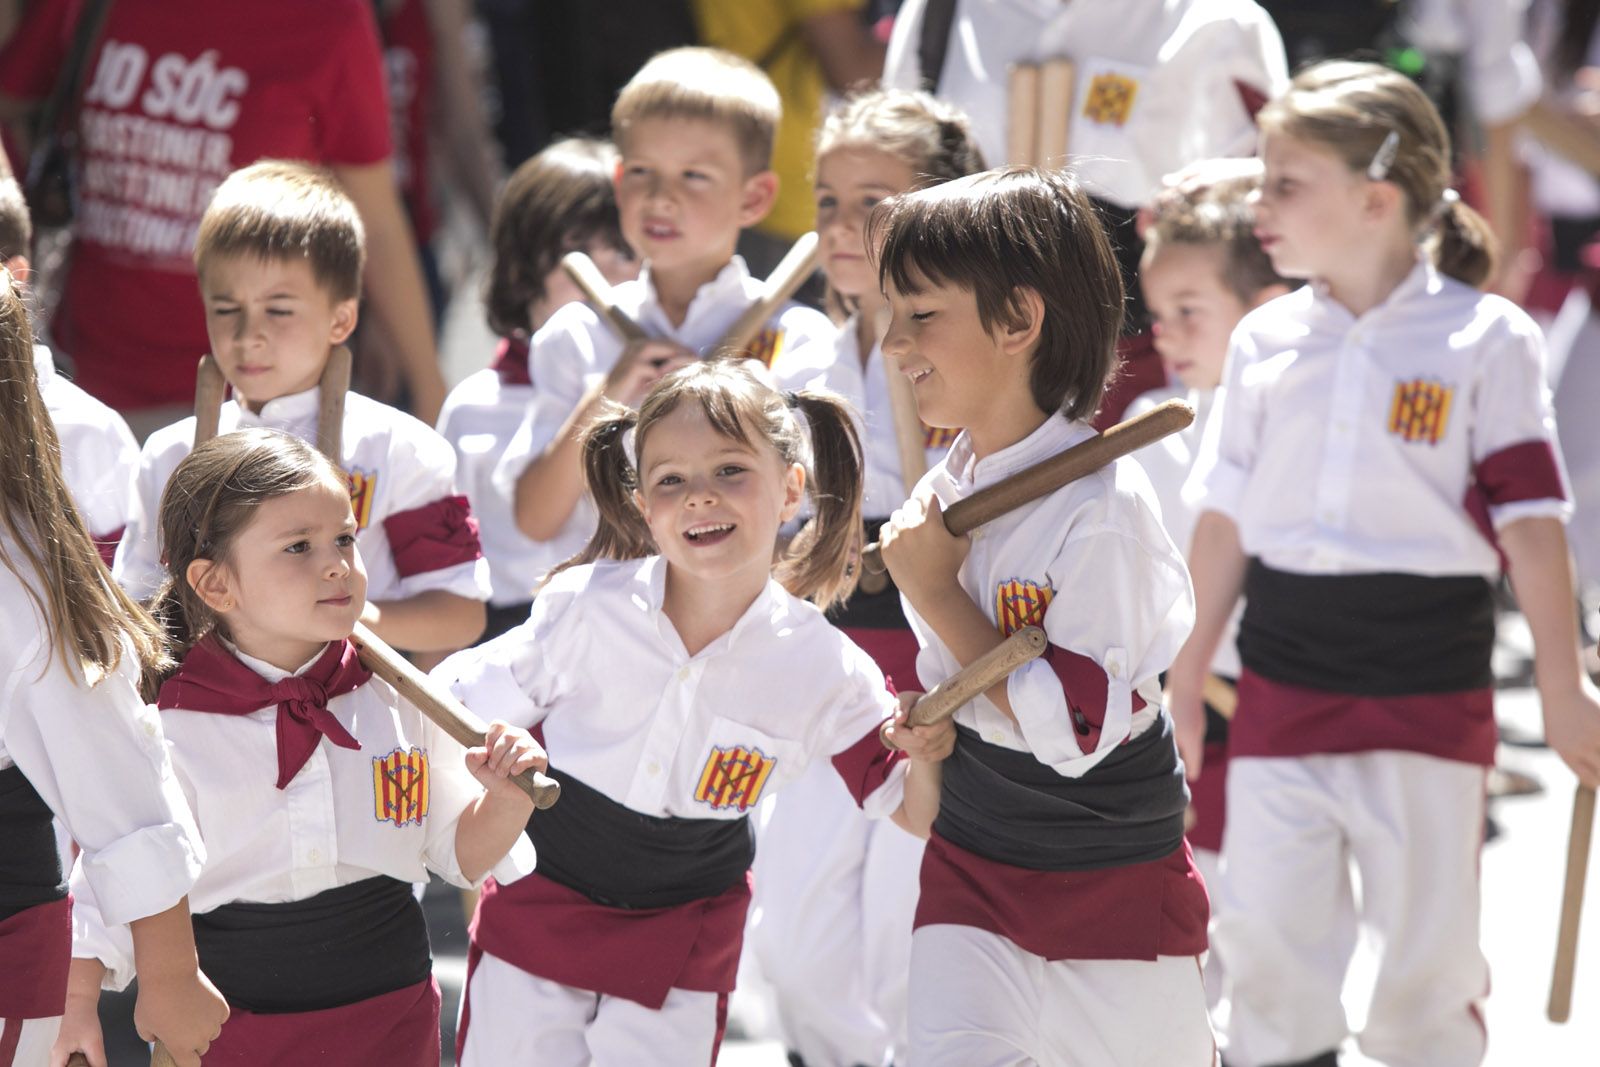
[115,160,490,655]
[493,46,832,578]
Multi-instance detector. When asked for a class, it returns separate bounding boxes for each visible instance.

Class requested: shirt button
[307,849,322,864]
[676,667,690,682]
[987,731,1005,744]
[646,760,662,776]
[142,720,158,738]
[1108,662,1122,679]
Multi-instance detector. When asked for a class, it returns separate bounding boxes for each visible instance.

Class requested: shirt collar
[636,257,753,336]
[234,383,321,427]
[223,636,332,684]
[1307,255,1435,330]
[944,413,1096,491]
[633,554,788,656]
[31,344,56,384]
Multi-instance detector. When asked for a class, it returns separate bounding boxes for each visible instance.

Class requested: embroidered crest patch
[740,327,785,369]
[346,468,378,530]
[923,424,961,450]
[1083,72,1139,127]
[372,747,429,826]
[1387,379,1454,445]
[996,578,1054,636]
[693,745,777,812]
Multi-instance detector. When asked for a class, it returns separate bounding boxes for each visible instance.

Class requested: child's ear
[632,488,650,521]
[738,170,780,228]
[779,461,806,522]
[186,558,237,615]
[2,254,30,287]
[328,298,359,345]
[998,287,1046,358]
[1363,180,1405,225]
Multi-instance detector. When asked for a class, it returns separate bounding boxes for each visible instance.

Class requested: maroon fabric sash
[158,638,372,789]
[0,896,70,1019]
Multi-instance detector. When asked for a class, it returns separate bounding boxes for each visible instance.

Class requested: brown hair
[0,271,168,688]
[148,429,348,685]
[557,359,863,611]
[871,166,1124,421]
[817,89,987,189]
[1145,170,1290,304]
[1258,60,1496,289]
[485,137,630,338]
[611,47,781,176]
[0,178,30,262]
[195,160,366,302]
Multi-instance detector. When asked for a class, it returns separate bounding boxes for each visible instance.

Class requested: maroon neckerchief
[491,335,532,387]
[158,636,373,790]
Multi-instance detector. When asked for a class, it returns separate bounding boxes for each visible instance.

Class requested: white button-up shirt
[73,642,535,990]
[773,315,956,521]
[35,346,139,544]
[882,0,1288,209]
[115,387,491,603]
[491,259,835,574]
[436,556,906,820]
[907,415,1195,778]
[1191,260,1570,576]
[0,534,202,933]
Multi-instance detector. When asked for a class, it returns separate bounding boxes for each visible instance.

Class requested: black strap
[25,0,115,170]
[915,0,960,94]
[0,765,67,920]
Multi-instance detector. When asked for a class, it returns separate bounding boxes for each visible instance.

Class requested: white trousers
[1193,846,1227,1015]
[751,759,921,1067]
[906,924,1215,1067]
[1216,752,1489,1067]
[457,951,724,1066]
[1,1016,60,1067]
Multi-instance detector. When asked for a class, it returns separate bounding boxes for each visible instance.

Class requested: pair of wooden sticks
[192,345,561,813]
[1008,58,1077,169]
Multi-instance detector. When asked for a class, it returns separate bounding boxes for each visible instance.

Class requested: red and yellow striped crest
[995,578,1054,636]
[923,424,961,450]
[1387,379,1455,445]
[740,327,785,369]
[693,744,777,813]
[346,468,378,531]
[1083,72,1139,126]
[372,747,429,827]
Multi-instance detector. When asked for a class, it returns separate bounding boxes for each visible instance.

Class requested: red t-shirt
[380,0,435,246]
[0,0,393,409]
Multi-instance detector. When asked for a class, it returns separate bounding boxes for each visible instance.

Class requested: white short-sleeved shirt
[72,640,536,990]
[1128,385,1242,678]
[0,534,203,932]
[905,415,1196,779]
[116,387,492,604]
[35,346,139,546]
[1401,0,1542,126]
[773,315,958,521]
[437,357,542,607]
[882,0,1288,209]
[491,258,835,572]
[436,556,906,821]
[1191,259,1571,577]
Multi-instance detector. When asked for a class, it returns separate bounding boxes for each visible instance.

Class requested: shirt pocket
[684,716,805,817]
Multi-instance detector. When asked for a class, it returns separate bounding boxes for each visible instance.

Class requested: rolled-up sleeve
[1187,331,1262,523]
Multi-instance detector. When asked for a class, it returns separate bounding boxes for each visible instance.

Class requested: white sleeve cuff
[859,759,908,821]
[1189,457,1248,524]
[1491,497,1573,530]
[394,557,493,601]
[485,833,538,887]
[77,822,204,928]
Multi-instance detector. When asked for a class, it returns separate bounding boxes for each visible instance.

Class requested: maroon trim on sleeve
[383,494,483,579]
[831,724,907,809]
[1234,78,1269,118]
[491,336,532,387]
[1473,439,1566,508]
[1043,644,1147,753]
[92,525,124,569]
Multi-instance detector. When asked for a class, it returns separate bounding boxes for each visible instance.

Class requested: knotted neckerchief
[158,636,373,789]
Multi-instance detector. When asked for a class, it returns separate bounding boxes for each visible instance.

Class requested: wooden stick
[1008,63,1041,167]
[68,1046,175,1067]
[882,342,928,500]
[349,622,560,809]
[715,231,821,358]
[1202,674,1238,720]
[908,625,1048,727]
[1035,58,1076,169]
[317,344,351,461]
[193,354,226,446]
[560,251,649,343]
[1550,783,1595,1022]
[862,398,1195,571]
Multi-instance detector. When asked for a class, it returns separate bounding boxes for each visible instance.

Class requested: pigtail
[1430,196,1498,291]
[775,390,864,612]
[141,580,195,701]
[551,403,657,578]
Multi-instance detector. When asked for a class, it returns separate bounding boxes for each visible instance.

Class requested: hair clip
[1366,130,1401,182]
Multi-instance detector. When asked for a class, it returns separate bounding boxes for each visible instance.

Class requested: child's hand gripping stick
[559,251,651,344]
[862,398,1195,573]
[348,622,561,809]
[714,231,821,359]
[905,625,1049,728]
[1549,784,1595,1022]
[68,1048,177,1067]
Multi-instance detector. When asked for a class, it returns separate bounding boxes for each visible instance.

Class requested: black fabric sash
[830,520,912,631]
[1239,560,1494,696]
[528,769,752,910]
[0,765,66,921]
[192,876,431,1014]
[933,715,1188,872]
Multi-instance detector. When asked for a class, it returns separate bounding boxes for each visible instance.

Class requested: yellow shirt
[694,0,864,240]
